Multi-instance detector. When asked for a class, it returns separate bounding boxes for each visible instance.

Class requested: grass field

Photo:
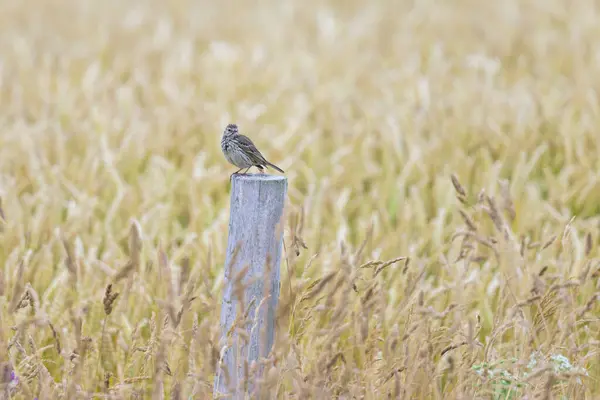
[1,0,600,398]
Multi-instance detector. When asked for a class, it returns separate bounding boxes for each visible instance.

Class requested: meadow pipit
[221,123,284,176]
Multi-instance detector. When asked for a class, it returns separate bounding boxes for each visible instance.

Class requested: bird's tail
[266,161,284,173]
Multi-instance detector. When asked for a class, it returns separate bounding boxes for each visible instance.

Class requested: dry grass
[1,0,600,398]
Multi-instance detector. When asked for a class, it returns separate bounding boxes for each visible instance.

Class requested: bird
[221,123,284,176]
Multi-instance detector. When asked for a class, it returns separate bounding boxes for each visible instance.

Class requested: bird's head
[223,123,238,137]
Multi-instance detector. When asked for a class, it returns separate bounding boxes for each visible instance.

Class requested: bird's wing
[236,135,268,163]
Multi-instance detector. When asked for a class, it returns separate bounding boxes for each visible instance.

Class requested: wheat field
[1,0,599,398]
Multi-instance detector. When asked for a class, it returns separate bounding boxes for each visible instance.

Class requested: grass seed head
[103,284,120,316]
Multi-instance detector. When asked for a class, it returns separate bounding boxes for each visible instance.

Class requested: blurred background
[0,0,599,398]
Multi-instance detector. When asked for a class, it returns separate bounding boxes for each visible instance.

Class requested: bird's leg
[242,166,252,174]
[230,168,243,180]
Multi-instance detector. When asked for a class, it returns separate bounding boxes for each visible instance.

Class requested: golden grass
[1,0,600,398]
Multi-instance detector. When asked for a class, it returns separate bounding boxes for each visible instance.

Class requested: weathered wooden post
[214,174,287,399]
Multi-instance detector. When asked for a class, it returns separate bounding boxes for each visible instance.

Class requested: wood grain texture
[214,174,287,399]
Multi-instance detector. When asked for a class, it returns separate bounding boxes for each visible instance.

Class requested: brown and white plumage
[221,123,284,175]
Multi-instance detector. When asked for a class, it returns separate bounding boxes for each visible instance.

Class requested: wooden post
[214,174,287,399]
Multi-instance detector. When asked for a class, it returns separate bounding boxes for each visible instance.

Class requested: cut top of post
[230,174,286,183]
[229,174,287,199]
